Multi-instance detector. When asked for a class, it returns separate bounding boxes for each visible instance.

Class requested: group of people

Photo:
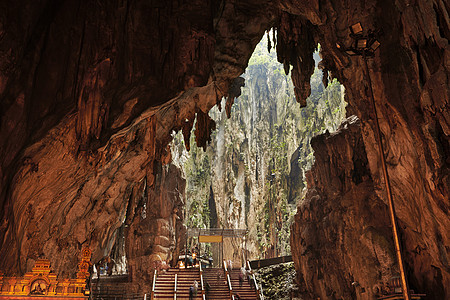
[239,266,255,288]
[180,247,214,268]
[96,256,115,276]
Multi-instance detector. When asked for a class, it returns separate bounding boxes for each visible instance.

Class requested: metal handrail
[227,273,233,299]
[200,263,204,289]
[200,263,206,300]
[247,261,264,300]
[227,273,233,291]
[223,260,234,299]
[151,269,157,300]
[254,274,265,300]
[174,273,177,300]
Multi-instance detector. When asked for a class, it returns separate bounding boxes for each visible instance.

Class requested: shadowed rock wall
[282,1,449,299]
[291,116,396,299]
[0,0,277,279]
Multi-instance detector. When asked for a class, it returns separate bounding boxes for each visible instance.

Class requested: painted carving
[0,249,91,298]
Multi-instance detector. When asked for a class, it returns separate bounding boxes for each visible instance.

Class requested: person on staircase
[239,267,245,287]
[227,259,233,271]
[189,285,194,300]
[106,257,115,276]
[187,253,194,268]
[193,252,197,267]
[208,256,213,268]
[193,280,198,297]
[216,270,221,284]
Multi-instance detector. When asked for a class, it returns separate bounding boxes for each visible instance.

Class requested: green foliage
[171,30,347,260]
[256,262,297,300]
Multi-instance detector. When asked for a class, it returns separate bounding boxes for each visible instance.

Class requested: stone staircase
[228,270,258,300]
[152,264,260,300]
[202,268,230,299]
[153,268,203,299]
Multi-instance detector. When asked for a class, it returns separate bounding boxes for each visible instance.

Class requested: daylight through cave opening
[170,32,347,267]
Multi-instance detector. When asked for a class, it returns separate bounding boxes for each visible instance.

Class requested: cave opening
[169,31,347,272]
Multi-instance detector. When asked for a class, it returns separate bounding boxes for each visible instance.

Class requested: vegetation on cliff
[255,262,298,300]
[171,32,346,260]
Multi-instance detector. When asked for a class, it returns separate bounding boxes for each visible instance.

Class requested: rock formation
[0,0,277,283]
[286,1,449,299]
[291,116,396,299]
[170,36,345,263]
[0,0,448,298]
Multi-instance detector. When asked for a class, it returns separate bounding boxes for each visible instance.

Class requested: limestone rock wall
[284,1,449,298]
[0,0,277,279]
[124,162,186,291]
[291,116,396,299]
[0,0,447,298]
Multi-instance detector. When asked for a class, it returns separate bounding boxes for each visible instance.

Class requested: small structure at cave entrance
[0,248,91,299]
[183,228,248,267]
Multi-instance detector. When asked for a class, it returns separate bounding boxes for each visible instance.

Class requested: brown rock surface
[291,116,396,299]
[0,0,448,298]
[0,0,276,283]
[284,1,449,299]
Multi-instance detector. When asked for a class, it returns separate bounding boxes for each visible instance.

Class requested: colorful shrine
[0,249,91,299]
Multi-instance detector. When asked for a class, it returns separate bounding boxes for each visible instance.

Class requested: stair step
[153,267,257,300]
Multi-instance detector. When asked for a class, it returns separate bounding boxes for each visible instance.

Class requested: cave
[0,1,448,300]
[171,33,347,270]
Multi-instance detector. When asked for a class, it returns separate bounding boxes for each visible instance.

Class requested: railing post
[151,269,157,300]
[227,273,233,300]
[200,263,206,300]
[174,273,177,300]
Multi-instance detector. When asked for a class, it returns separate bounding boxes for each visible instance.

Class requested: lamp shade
[356,39,367,49]
[370,40,380,51]
[350,23,363,34]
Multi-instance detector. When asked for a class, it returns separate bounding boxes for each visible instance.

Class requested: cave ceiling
[0,0,448,297]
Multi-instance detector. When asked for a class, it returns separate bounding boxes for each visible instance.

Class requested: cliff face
[0,0,448,298]
[291,116,396,299]
[171,35,345,262]
[285,1,449,299]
